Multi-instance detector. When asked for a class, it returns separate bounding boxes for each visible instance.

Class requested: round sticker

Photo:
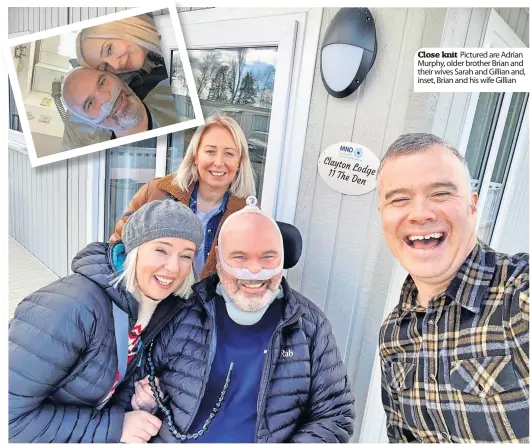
[317,142,380,196]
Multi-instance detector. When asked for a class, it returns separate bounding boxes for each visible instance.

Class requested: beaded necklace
[147,340,234,441]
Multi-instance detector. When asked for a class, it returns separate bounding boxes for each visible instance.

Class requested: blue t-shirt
[194,205,222,275]
[189,184,228,276]
[185,295,283,442]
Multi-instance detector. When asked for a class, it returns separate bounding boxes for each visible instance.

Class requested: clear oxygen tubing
[51,79,83,149]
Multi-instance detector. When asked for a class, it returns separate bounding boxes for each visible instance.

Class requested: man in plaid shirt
[377,133,528,443]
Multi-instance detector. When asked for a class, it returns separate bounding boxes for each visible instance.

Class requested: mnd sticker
[414,48,529,92]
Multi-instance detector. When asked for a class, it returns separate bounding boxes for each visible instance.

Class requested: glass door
[155,8,313,216]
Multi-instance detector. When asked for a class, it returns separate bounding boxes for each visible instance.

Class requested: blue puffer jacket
[8,242,183,443]
[122,274,355,442]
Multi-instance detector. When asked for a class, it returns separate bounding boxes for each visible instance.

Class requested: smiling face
[81,37,147,74]
[63,68,144,131]
[195,124,241,193]
[216,213,283,312]
[135,237,196,301]
[378,145,478,294]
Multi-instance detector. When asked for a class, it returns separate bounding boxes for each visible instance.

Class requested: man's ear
[470,192,479,214]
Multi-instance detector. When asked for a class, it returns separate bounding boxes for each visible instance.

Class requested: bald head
[219,212,283,265]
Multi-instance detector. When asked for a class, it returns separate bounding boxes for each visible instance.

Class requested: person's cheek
[268,273,282,290]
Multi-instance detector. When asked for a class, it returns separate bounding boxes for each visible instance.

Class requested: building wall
[497,144,529,254]
[8,148,68,276]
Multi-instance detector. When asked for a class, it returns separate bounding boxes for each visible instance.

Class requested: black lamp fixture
[320,8,377,98]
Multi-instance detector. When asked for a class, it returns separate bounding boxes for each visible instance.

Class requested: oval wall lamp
[320,8,377,98]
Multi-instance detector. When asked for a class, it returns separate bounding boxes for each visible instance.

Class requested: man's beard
[218,267,282,312]
[230,285,276,312]
[100,86,144,131]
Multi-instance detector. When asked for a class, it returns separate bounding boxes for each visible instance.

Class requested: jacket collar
[72,241,139,318]
[156,174,193,204]
[156,175,247,215]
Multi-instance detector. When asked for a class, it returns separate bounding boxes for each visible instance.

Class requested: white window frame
[490,99,528,249]
[93,8,321,241]
[457,9,527,241]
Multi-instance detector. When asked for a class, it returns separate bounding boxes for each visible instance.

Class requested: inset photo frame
[3,2,203,167]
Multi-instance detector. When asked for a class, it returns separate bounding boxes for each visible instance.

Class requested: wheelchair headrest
[277,221,302,270]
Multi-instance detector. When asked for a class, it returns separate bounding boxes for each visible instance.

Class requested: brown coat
[109,173,247,279]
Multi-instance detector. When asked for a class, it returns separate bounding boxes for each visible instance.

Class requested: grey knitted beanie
[122,199,204,253]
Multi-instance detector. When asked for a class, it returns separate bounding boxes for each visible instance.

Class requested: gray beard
[100,85,144,131]
[215,282,283,326]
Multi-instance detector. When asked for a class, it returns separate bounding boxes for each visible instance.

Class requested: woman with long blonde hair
[76,13,163,75]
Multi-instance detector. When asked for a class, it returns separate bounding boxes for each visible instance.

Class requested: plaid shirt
[380,241,529,443]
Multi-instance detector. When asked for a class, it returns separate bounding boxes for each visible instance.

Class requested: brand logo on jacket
[281,349,293,358]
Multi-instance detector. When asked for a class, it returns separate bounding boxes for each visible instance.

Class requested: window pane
[171,51,195,121]
[477,92,528,244]
[104,139,157,240]
[465,92,502,191]
[491,92,527,183]
[167,47,277,200]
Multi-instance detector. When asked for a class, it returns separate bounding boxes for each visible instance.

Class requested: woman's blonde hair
[76,14,163,73]
[112,247,195,300]
[173,114,256,198]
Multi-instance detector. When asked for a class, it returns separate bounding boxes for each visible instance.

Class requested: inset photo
[4,3,203,167]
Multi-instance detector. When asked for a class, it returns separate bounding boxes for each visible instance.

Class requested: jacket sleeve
[9,287,125,443]
[112,361,150,412]
[108,181,151,243]
[291,317,355,443]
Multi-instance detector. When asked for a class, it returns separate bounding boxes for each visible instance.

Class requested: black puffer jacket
[8,242,182,443]
[125,274,355,442]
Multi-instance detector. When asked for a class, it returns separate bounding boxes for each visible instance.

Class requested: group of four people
[9,113,528,443]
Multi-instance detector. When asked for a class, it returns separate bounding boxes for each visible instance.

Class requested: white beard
[100,94,144,131]
[216,283,283,326]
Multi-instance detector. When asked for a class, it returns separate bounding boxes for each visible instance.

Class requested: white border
[3,2,204,168]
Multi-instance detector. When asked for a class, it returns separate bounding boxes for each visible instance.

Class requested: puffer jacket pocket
[450,355,520,398]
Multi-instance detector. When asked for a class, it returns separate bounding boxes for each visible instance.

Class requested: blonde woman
[76,13,163,75]
[9,200,203,443]
[110,115,256,278]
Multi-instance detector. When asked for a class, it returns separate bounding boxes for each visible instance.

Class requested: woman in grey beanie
[9,200,203,443]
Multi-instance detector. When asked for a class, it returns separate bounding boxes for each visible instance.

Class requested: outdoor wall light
[320,8,377,98]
